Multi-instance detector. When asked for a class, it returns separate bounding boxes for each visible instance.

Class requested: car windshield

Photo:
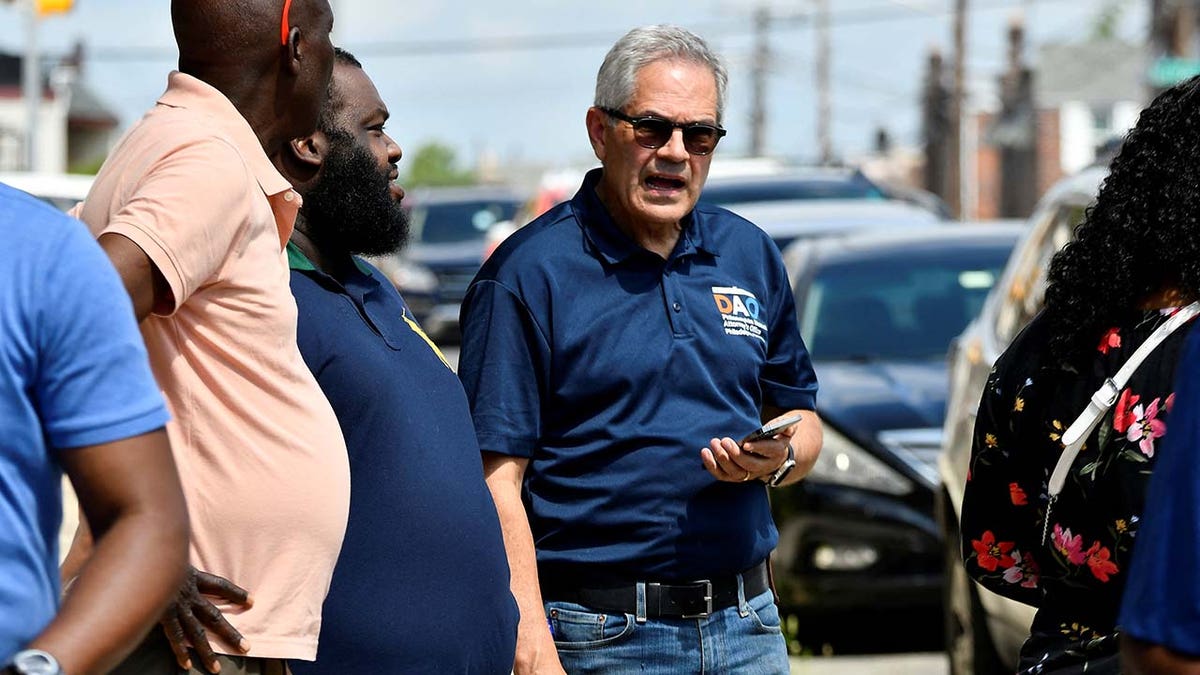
[409,198,520,245]
[801,245,1011,361]
[701,175,886,205]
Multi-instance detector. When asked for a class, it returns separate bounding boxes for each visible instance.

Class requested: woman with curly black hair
[959,75,1200,674]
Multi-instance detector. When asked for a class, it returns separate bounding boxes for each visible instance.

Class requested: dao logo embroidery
[711,286,767,344]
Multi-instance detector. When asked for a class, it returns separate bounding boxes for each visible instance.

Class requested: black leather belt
[541,561,771,619]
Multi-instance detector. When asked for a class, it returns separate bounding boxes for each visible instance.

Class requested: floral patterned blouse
[961,308,1197,672]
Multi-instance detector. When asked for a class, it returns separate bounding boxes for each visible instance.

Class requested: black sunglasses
[600,107,727,156]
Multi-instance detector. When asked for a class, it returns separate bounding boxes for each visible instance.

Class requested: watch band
[8,650,62,675]
[766,441,796,487]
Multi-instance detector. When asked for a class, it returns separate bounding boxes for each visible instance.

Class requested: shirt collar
[157,71,294,200]
[286,240,374,278]
[570,168,720,264]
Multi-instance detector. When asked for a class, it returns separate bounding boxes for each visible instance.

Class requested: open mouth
[644,174,686,192]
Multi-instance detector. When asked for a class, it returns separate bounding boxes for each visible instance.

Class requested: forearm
[33,507,188,675]
[483,455,562,673]
[58,506,92,588]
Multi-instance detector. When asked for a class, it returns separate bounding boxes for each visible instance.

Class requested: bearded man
[281,49,518,674]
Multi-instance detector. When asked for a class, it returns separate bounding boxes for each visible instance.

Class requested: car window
[800,245,1011,361]
[992,203,1085,344]
[409,199,520,245]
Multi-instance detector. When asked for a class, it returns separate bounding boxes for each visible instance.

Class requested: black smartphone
[744,412,804,443]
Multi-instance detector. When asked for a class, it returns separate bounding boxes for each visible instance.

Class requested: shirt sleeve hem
[1121,618,1200,658]
[48,404,170,450]
[476,432,537,459]
[102,219,188,314]
[761,383,817,411]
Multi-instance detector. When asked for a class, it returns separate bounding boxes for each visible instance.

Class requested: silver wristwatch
[766,442,796,487]
[7,650,62,675]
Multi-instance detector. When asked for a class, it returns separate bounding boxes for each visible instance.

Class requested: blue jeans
[545,577,790,674]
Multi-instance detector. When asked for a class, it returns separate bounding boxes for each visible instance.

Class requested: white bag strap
[1041,302,1200,545]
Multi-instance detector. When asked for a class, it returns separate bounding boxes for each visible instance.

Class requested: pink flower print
[1097,327,1121,354]
[1052,524,1086,565]
[1167,392,1176,414]
[1126,397,1167,457]
[1002,549,1040,589]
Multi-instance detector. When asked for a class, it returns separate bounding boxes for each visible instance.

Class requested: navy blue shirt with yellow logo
[459,168,818,583]
[287,244,517,674]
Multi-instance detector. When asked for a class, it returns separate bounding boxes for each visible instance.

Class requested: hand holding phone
[743,412,804,444]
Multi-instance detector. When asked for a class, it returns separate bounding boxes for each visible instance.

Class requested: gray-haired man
[459,24,822,674]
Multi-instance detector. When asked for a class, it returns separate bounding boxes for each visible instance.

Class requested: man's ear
[285,27,303,77]
[290,132,327,169]
[585,107,608,162]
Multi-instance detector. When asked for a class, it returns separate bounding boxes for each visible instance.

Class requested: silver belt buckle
[680,580,713,619]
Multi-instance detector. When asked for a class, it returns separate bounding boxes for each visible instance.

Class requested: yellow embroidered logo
[402,310,452,371]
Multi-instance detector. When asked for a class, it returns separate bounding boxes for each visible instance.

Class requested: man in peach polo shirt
[69,1,348,674]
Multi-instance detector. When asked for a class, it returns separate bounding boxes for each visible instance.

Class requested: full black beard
[301,130,410,258]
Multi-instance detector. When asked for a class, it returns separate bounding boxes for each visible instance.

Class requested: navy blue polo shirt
[459,168,818,583]
[286,244,517,674]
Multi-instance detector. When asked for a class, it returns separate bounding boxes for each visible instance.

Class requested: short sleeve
[959,333,1045,606]
[35,218,169,450]
[761,249,818,410]
[1119,325,1200,655]
[100,137,254,313]
[458,279,550,458]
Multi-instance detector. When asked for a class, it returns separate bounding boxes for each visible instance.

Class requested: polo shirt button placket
[673,302,682,313]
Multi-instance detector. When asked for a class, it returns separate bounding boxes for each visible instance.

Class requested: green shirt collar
[286,240,374,276]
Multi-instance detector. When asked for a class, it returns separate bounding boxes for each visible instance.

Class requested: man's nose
[657,128,689,163]
[385,133,402,162]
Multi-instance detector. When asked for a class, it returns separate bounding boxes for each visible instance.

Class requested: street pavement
[791,653,947,674]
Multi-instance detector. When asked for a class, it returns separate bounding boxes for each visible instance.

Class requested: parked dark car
[772,224,1021,629]
[370,186,524,341]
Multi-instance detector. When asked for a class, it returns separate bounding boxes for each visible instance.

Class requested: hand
[700,418,797,483]
[160,566,253,674]
[512,618,566,675]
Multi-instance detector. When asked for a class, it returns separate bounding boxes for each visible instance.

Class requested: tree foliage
[403,142,477,187]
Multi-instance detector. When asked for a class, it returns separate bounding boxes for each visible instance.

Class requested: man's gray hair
[594,25,728,124]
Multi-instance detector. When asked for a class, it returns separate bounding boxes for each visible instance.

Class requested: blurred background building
[4,0,1200,217]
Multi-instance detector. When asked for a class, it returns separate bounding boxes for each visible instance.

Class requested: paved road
[791,653,947,674]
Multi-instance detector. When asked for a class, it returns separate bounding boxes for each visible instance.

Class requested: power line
[79,0,1081,62]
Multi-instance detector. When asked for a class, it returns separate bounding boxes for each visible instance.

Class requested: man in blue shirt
[281,49,518,673]
[459,25,822,674]
[0,183,188,675]
[1120,324,1200,672]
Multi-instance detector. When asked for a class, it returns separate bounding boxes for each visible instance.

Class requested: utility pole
[949,0,967,219]
[22,0,39,171]
[815,0,833,165]
[749,5,770,157]
[922,48,949,202]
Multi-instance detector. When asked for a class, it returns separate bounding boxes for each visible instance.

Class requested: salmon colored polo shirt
[79,72,350,661]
